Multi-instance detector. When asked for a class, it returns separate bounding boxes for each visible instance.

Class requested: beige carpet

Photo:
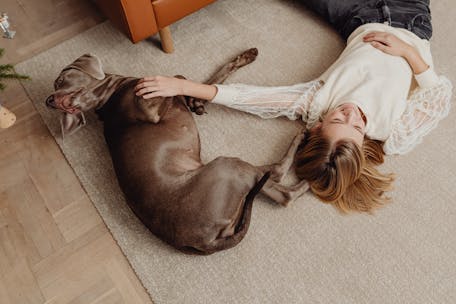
[16,0,456,303]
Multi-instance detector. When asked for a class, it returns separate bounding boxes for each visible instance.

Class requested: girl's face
[313,103,367,147]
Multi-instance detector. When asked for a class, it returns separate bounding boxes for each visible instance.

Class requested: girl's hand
[134,76,184,99]
[363,31,429,74]
[363,31,413,58]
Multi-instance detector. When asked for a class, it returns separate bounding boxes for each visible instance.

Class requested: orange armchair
[93,0,217,53]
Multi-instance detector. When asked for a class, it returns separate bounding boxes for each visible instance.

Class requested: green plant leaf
[0,48,30,91]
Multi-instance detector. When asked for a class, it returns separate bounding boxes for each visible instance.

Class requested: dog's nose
[46,95,55,108]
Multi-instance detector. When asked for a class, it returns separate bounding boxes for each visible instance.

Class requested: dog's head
[46,54,106,136]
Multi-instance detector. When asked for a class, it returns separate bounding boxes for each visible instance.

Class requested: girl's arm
[363,32,453,154]
[363,31,429,74]
[135,76,217,100]
[135,76,323,121]
[383,76,452,155]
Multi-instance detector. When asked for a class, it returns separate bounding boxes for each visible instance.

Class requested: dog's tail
[184,171,270,255]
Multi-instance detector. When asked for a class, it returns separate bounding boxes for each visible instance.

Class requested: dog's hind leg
[187,48,259,114]
[205,48,259,84]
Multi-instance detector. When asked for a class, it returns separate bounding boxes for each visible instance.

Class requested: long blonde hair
[295,128,395,213]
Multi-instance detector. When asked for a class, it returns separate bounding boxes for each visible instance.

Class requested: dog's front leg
[187,48,259,115]
[260,179,309,207]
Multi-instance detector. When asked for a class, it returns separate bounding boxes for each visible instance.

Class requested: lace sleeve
[384,76,453,155]
[212,80,323,121]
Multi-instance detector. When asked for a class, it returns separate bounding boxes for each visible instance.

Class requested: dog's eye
[54,76,64,88]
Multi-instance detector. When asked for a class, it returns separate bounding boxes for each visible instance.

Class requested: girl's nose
[347,111,356,123]
[343,106,354,116]
[344,107,360,123]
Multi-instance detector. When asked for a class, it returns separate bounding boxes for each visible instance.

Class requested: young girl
[134,0,452,213]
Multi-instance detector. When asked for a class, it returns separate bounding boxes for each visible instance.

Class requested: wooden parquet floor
[0,1,153,303]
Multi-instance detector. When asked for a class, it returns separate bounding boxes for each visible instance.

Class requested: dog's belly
[103,103,262,253]
[107,122,201,190]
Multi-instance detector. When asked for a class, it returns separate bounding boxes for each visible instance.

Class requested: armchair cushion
[94,0,216,44]
[152,0,217,29]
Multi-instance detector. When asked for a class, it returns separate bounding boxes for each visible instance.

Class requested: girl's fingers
[142,76,157,82]
[363,32,389,44]
[364,36,388,45]
[143,91,164,99]
[370,41,388,52]
[136,86,160,96]
[135,80,158,92]
[363,31,387,38]
[135,77,159,89]
[363,33,374,39]
[363,35,377,41]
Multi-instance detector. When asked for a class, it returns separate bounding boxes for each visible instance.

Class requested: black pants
[302,0,432,40]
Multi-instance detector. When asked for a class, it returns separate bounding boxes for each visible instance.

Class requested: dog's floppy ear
[60,112,86,138]
[65,54,105,80]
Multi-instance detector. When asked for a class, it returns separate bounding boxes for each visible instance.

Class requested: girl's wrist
[402,45,414,59]
[181,79,191,96]
[403,48,429,74]
[182,79,217,101]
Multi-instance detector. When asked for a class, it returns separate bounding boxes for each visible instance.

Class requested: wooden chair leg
[158,26,174,53]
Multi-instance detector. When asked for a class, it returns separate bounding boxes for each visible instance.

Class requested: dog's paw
[186,97,206,115]
[270,169,286,184]
[284,180,309,207]
[280,200,289,207]
[233,48,258,68]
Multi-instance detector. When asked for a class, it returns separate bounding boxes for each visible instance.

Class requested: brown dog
[46,51,308,254]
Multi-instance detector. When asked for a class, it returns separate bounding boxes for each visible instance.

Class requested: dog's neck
[92,74,137,110]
